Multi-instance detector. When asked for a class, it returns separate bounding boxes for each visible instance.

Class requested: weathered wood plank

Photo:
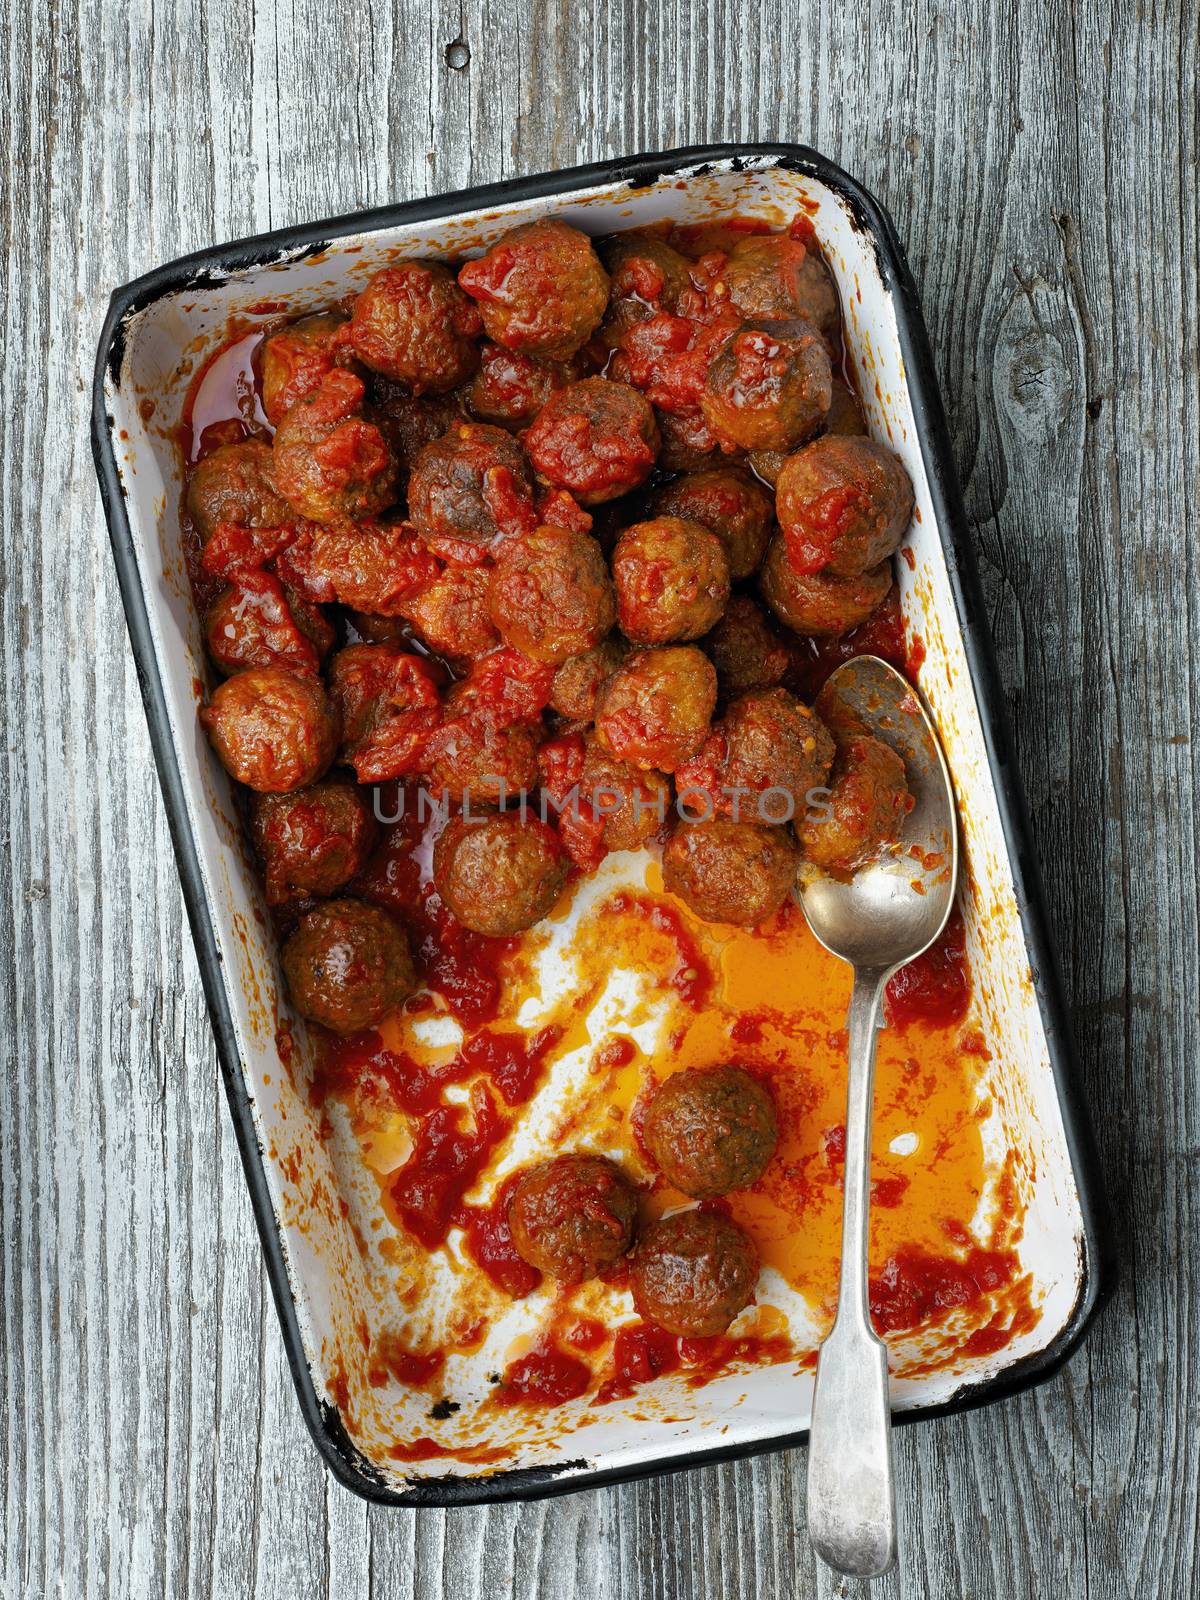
[2,1,1197,1597]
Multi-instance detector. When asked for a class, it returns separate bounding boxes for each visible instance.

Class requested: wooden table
[2,2,1194,1595]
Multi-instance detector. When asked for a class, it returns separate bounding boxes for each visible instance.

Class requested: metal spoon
[798,655,959,1580]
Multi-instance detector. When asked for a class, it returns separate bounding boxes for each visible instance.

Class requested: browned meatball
[463,343,575,430]
[613,517,730,646]
[760,535,891,637]
[544,732,671,854]
[776,434,914,577]
[205,575,331,677]
[746,447,786,487]
[525,378,660,506]
[595,646,717,772]
[824,376,868,437]
[407,422,536,565]
[701,320,832,453]
[370,383,464,473]
[630,1210,759,1337]
[642,1066,778,1198]
[271,369,399,524]
[349,261,482,393]
[721,234,839,342]
[276,518,442,616]
[662,818,798,927]
[651,467,773,580]
[457,219,610,361]
[249,780,377,905]
[506,1154,638,1283]
[799,730,914,876]
[186,440,292,547]
[399,567,499,661]
[655,408,723,474]
[200,667,338,793]
[327,644,443,783]
[548,636,627,723]
[487,524,616,664]
[281,899,415,1035]
[260,313,359,426]
[424,683,542,806]
[346,611,409,644]
[701,596,792,697]
[600,233,691,345]
[676,688,835,826]
[433,812,567,935]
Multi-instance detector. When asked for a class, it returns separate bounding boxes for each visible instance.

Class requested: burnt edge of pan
[91,140,1116,1508]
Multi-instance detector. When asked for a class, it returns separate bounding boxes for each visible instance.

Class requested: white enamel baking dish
[92,144,1112,1504]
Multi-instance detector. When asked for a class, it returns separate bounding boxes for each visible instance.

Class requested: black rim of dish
[91,141,1116,1507]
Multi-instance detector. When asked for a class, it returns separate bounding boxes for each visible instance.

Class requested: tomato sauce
[885,908,971,1028]
[494,1343,592,1409]
[458,1174,542,1299]
[388,1085,509,1249]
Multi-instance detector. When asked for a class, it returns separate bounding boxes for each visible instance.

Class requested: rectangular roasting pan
[91,144,1114,1505]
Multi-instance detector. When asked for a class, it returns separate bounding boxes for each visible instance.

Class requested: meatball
[327,644,443,783]
[260,313,358,426]
[205,573,330,676]
[642,1065,778,1198]
[540,732,669,867]
[346,611,409,644]
[407,422,536,564]
[548,636,627,723]
[747,447,786,487]
[595,645,718,772]
[371,383,464,473]
[276,518,441,615]
[824,376,868,438]
[487,524,616,664]
[271,368,399,524]
[676,688,835,826]
[760,536,892,637]
[463,343,575,429]
[525,378,660,505]
[650,467,773,581]
[457,218,610,361]
[575,737,670,852]
[662,817,798,927]
[281,898,415,1035]
[701,320,832,453]
[612,517,730,646]
[433,812,567,935]
[200,667,337,794]
[630,1210,759,1337]
[506,1154,638,1283]
[799,730,914,876]
[655,408,723,473]
[701,596,792,697]
[721,234,840,343]
[600,233,692,345]
[349,261,481,393]
[424,683,542,806]
[185,439,292,547]
[776,434,914,577]
[399,567,499,660]
[250,779,377,904]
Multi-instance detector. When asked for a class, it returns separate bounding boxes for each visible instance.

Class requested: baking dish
[92,143,1113,1504]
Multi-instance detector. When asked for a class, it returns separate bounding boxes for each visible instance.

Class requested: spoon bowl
[799,655,959,1581]
[798,655,958,970]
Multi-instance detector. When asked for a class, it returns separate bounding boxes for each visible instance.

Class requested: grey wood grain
[1,0,1196,1595]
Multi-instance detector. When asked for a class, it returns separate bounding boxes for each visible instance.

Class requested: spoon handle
[806,966,897,1579]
